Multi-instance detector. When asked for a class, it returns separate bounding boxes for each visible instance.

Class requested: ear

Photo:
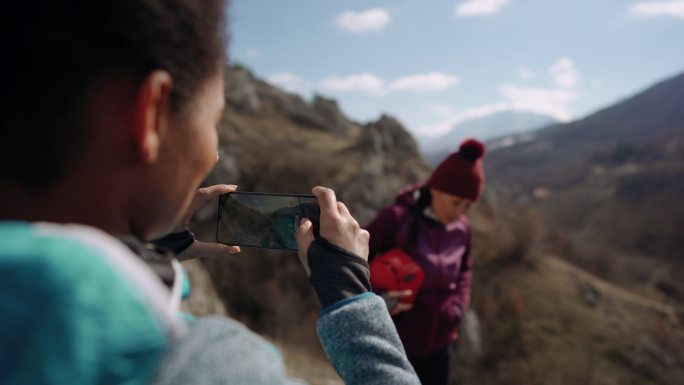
[131,70,173,164]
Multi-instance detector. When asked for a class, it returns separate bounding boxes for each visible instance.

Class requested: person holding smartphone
[0,1,418,384]
[365,139,486,385]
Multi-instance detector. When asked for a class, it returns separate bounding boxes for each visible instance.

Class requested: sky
[228,0,684,141]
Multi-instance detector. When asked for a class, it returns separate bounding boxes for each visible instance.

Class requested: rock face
[351,114,421,159]
[224,66,260,114]
[338,114,427,222]
[208,66,429,222]
[224,67,355,136]
[312,95,353,135]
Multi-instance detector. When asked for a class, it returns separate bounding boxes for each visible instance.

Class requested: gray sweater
[152,293,419,385]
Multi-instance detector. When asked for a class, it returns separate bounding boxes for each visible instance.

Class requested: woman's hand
[176,184,241,261]
[174,184,236,232]
[296,186,369,275]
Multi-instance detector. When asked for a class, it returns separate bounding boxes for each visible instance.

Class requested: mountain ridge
[421,111,557,165]
[484,69,684,321]
[487,70,684,190]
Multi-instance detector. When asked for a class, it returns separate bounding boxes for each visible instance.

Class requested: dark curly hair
[0,0,228,190]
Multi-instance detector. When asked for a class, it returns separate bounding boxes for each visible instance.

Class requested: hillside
[455,198,684,385]
[457,250,683,385]
[182,66,684,385]
[485,71,684,328]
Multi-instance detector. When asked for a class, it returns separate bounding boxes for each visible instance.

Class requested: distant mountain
[488,71,684,191]
[486,70,684,309]
[421,111,556,165]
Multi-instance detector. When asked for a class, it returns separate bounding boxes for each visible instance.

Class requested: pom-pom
[459,139,485,161]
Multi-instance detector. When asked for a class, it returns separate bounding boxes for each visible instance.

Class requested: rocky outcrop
[224,67,354,135]
[312,95,353,135]
[337,114,429,223]
[225,66,260,114]
[352,115,421,159]
[212,67,429,225]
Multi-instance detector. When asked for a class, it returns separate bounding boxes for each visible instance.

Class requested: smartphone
[216,192,320,251]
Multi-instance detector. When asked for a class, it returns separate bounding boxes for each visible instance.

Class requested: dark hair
[407,185,432,246]
[0,0,228,191]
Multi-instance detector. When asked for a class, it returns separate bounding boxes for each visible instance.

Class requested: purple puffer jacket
[365,185,473,359]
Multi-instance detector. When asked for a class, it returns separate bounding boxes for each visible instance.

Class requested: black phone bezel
[215,191,319,251]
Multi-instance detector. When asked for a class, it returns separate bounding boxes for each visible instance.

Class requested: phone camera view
[217,192,320,251]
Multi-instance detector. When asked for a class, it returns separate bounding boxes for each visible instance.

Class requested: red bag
[370,248,425,304]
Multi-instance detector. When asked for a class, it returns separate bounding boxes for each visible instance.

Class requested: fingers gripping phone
[217,192,320,251]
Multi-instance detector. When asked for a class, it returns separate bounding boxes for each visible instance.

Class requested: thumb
[296,218,314,276]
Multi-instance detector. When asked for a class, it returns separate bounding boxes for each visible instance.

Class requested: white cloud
[267,72,310,95]
[455,0,510,17]
[629,1,684,19]
[549,58,579,88]
[517,65,533,81]
[417,59,581,137]
[335,8,391,33]
[388,73,460,92]
[498,84,578,121]
[319,73,386,95]
[417,82,578,137]
[318,72,460,96]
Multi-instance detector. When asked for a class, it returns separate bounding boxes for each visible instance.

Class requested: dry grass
[451,253,684,385]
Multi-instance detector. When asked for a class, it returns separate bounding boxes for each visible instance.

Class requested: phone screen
[216,192,320,251]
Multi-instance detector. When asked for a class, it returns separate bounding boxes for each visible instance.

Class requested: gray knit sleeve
[151,316,307,385]
[316,293,420,385]
[152,296,419,385]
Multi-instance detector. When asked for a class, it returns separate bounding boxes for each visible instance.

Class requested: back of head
[0,0,227,191]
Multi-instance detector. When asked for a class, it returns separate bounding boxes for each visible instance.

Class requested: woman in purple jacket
[365,139,486,385]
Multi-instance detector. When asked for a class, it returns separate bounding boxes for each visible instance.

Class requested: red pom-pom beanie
[427,139,486,201]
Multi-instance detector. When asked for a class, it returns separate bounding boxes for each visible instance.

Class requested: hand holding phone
[164,184,241,261]
[295,186,370,275]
